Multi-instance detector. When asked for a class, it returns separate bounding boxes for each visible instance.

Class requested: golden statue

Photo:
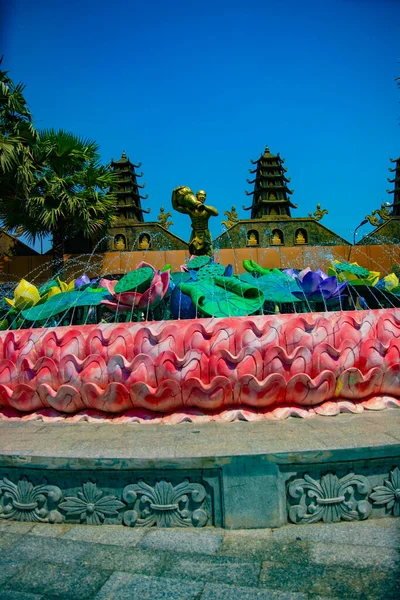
[295,229,307,244]
[171,186,218,255]
[221,206,239,229]
[139,234,150,250]
[365,203,392,227]
[308,203,328,221]
[271,230,283,245]
[247,232,258,246]
[157,206,173,230]
[114,235,126,251]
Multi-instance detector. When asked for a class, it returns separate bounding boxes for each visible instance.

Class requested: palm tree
[1,67,117,268]
[21,130,117,271]
[0,59,39,207]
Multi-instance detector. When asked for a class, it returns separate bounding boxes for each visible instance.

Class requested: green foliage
[196,263,226,280]
[170,271,192,285]
[0,59,39,215]
[21,289,111,322]
[114,267,154,294]
[0,63,117,261]
[186,256,211,270]
[179,276,264,318]
[331,261,371,278]
[243,260,271,276]
[238,270,301,303]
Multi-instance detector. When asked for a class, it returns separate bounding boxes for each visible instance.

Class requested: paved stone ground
[0,518,398,599]
[1,411,400,464]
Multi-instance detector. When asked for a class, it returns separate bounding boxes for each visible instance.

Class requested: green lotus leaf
[330,262,371,278]
[238,270,302,303]
[171,271,192,285]
[196,263,226,280]
[178,276,264,318]
[114,267,154,294]
[243,260,271,276]
[186,256,211,270]
[21,289,112,322]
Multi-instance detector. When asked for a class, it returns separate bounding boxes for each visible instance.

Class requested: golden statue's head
[196,190,206,204]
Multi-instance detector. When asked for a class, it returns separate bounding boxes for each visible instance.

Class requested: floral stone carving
[287,472,372,524]
[0,476,63,523]
[122,479,208,527]
[59,481,124,525]
[370,467,400,517]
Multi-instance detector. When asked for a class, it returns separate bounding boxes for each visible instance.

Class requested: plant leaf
[21,289,111,321]
[238,270,302,303]
[178,276,264,318]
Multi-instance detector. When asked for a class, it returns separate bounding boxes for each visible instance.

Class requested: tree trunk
[52,225,65,277]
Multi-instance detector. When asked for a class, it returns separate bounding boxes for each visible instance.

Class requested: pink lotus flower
[100,262,170,313]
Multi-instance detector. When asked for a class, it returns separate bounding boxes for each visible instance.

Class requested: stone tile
[0,592,43,600]
[271,521,400,548]
[0,532,25,551]
[80,544,167,576]
[166,554,261,586]
[0,536,91,566]
[0,561,27,586]
[0,521,35,534]
[3,562,110,600]
[93,572,204,600]
[201,582,308,599]
[218,536,310,564]
[309,541,400,569]
[139,529,223,555]
[61,524,146,546]
[259,562,399,598]
[28,524,72,538]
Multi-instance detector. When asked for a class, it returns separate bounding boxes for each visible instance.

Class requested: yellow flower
[5,279,41,311]
[383,273,399,292]
[57,278,75,293]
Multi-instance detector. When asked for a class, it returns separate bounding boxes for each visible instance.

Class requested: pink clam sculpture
[0,307,399,423]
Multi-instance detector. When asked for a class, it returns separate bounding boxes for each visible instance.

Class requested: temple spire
[109,151,150,223]
[387,157,400,216]
[244,144,296,219]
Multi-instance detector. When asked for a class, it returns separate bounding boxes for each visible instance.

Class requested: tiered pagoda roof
[243,145,297,219]
[110,151,150,223]
[387,156,400,217]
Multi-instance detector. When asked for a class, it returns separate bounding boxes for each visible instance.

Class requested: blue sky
[3,0,399,252]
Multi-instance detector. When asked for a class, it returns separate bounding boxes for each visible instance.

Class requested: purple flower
[292,268,347,303]
[283,268,300,279]
[75,274,91,289]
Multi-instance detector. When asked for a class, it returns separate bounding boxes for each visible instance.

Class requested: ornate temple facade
[214,146,349,250]
[60,146,400,259]
[358,157,400,245]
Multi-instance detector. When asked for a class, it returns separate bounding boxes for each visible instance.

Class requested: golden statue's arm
[202,204,219,216]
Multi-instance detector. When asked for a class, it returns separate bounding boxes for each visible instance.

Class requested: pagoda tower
[109,151,150,223]
[387,157,400,216]
[243,145,297,219]
[105,151,188,254]
[213,143,349,249]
